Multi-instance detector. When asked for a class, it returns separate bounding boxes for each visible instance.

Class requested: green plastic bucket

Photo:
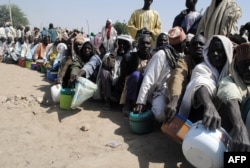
[59,88,75,110]
[25,60,32,69]
[40,65,47,74]
[129,110,154,134]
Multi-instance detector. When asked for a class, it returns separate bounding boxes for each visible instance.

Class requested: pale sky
[2,0,249,34]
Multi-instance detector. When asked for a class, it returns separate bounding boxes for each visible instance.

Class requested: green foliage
[113,20,128,35]
[0,4,29,27]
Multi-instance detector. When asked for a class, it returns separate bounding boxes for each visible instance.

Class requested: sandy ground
[0,63,194,168]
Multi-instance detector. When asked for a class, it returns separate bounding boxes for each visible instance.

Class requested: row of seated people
[2,25,249,153]
[55,26,250,152]
[0,28,90,65]
[85,27,250,153]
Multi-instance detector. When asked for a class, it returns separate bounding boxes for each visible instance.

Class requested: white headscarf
[178,35,233,117]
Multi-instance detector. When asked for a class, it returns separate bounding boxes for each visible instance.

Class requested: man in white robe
[101,19,117,52]
[134,27,186,122]
[178,35,234,130]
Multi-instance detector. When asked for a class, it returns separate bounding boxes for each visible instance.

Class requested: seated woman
[55,35,85,88]
[217,43,250,151]
[178,35,234,130]
[67,40,101,87]
[45,39,61,69]
[33,34,53,61]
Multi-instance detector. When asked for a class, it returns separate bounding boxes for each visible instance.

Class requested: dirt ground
[0,63,194,168]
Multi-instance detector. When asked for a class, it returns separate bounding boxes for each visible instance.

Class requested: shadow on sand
[96,101,194,168]
[36,73,194,167]
[36,74,82,122]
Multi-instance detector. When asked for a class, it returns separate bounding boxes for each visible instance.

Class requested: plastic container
[25,60,32,69]
[36,59,44,65]
[49,71,58,82]
[46,69,51,79]
[38,65,46,73]
[31,62,37,70]
[182,121,231,168]
[50,84,62,103]
[35,59,45,73]
[161,113,192,144]
[59,88,75,110]
[71,77,97,109]
[129,110,154,134]
[18,58,26,67]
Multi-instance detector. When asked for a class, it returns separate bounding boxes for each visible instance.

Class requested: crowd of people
[1,0,250,156]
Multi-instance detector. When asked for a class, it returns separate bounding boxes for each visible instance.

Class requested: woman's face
[82,43,92,57]
[236,59,250,85]
[208,38,227,71]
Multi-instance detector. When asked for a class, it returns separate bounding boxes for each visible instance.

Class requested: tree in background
[113,20,128,35]
[0,4,29,27]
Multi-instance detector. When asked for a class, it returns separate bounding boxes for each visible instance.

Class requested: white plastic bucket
[182,121,231,168]
[51,84,62,103]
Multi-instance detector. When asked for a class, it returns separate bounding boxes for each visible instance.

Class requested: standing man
[48,23,58,43]
[101,19,117,52]
[196,0,242,40]
[127,0,162,44]
[173,0,202,35]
